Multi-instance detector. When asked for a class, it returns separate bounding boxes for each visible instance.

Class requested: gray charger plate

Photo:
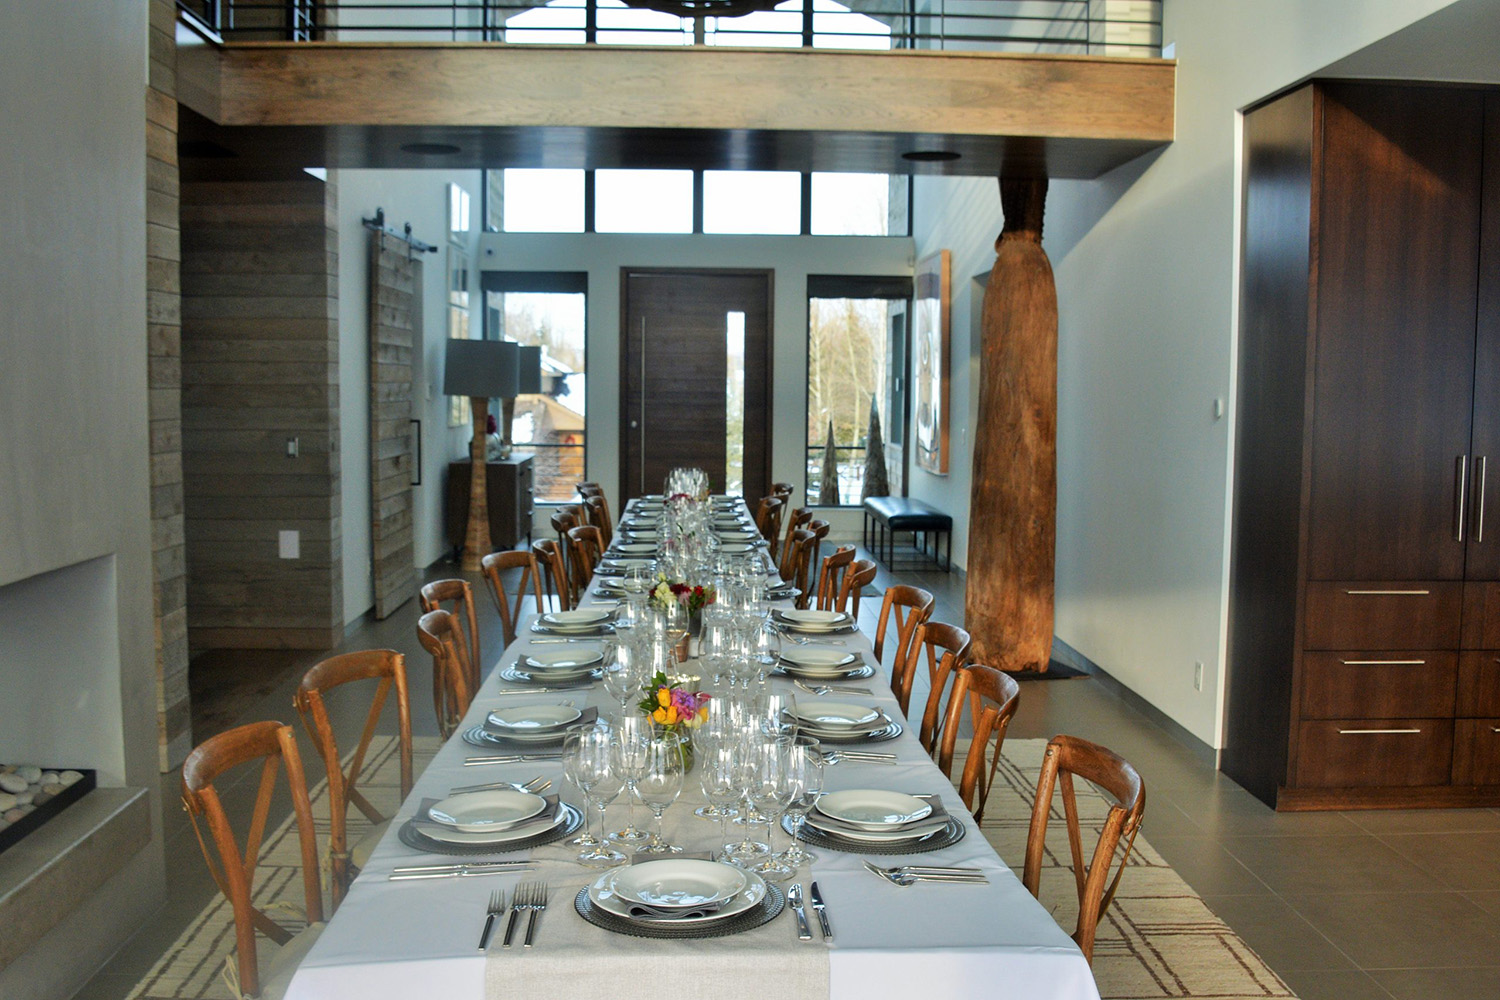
[783,814,966,855]
[795,719,903,744]
[573,881,785,939]
[397,801,583,856]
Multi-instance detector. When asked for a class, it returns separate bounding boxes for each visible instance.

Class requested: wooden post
[965,176,1057,672]
[461,396,492,571]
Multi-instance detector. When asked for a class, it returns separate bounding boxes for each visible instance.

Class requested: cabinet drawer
[1295,719,1454,787]
[1303,582,1461,649]
[1457,652,1500,716]
[1299,652,1457,718]
[1453,720,1500,785]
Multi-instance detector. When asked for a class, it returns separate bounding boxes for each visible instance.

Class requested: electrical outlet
[1193,661,1204,691]
[279,530,300,559]
[286,436,299,458]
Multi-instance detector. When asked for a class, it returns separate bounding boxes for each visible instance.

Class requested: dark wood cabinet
[1226,82,1500,810]
[445,454,534,555]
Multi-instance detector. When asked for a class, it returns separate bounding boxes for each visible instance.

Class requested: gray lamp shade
[515,344,543,395]
[443,339,518,398]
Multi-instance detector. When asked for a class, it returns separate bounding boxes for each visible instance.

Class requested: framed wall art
[912,249,951,475]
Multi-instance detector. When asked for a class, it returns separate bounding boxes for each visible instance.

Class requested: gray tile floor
[74,541,1500,1000]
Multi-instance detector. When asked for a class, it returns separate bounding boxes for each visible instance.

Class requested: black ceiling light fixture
[902,150,962,162]
[621,0,781,14]
[400,142,462,156]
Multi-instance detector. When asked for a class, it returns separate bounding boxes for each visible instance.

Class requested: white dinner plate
[542,609,610,627]
[609,859,748,911]
[778,648,860,671]
[425,789,549,833]
[716,530,759,542]
[815,789,933,829]
[718,542,758,554]
[614,542,658,555]
[591,866,767,924]
[790,701,881,729]
[520,650,604,673]
[778,609,851,629]
[485,704,582,732]
[416,804,565,844]
[803,810,949,842]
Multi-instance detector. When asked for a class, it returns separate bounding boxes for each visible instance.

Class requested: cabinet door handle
[1336,728,1422,735]
[1343,589,1430,596]
[1456,455,1469,542]
[1338,659,1426,666]
[1491,727,1500,734]
[1474,455,1487,543]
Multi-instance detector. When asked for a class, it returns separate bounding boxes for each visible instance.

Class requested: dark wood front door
[620,269,772,503]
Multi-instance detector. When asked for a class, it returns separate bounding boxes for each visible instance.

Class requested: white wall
[913,0,1476,747]
[474,231,914,539]
[334,169,481,624]
[0,2,164,994]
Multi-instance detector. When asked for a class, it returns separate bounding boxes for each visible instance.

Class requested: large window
[806,276,911,506]
[482,272,588,502]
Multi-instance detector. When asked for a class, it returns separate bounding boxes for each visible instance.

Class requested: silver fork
[523,882,550,947]
[502,882,535,948]
[861,860,989,886]
[479,890,506,950]
[793,679,874,697]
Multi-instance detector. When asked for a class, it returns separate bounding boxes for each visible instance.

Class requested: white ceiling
[1319,0,1500,83]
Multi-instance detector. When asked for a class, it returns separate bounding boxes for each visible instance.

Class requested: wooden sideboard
[445,454,534,556]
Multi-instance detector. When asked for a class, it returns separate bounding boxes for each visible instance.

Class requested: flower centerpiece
[638,672,710,772]
[650,573,716,642]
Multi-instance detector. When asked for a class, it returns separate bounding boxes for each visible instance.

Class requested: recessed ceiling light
[902,150,961,162]
[401,143,462,156]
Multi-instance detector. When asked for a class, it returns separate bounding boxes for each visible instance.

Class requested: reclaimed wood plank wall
[147,0,189,771]
[368,233,418,619]
[180,176,343,651]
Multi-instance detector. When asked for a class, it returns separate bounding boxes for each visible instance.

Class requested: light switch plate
[279,530,300,559]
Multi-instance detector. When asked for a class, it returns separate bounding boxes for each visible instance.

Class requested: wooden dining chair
[771,481,795,500]
[779,506,812,569]
[566,523,604,590]
[1023,734,1146,964]
[778,527,816,606]
[293,650,413,909]
[814,545,855,612]
[481,549,543,647]
[939,664,1020,821]
[873,584,935,677]
[583,493,614,547]
[418,578,481,703]
[550,504,582,583]
[416,608,474,739]
[837,557,877,620]
[806,518,831,586]
[755,495,785,559]
[897,619,972,739]
[531,538,572,612]
[181,721,324,1000]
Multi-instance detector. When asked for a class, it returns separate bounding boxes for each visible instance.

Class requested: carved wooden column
[462,397,493,572]
[965,176,1057,672]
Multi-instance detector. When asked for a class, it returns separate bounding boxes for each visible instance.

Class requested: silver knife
[788,883,813,941]
[809,881,833,940]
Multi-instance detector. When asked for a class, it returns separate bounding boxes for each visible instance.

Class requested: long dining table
[284,499,1100,1000]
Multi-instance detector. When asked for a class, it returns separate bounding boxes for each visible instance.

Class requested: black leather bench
[862,496,952,571]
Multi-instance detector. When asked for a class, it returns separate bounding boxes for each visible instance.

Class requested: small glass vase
[649,726,695,774]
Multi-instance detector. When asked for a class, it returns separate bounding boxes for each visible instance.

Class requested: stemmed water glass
[610,716,651,843]
[564,725,627,867]
[602,640,643,722]
[699,744,741,860]
[724,731,771,860]
[778,743,823,868]
[635,733,686,855]
[748,739,796,881]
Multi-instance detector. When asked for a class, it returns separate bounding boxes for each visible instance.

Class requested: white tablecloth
[286,519,1099,1000]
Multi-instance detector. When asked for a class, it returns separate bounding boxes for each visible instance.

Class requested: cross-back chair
[897,620,972,750]
[780,506,812,570]
[531,538,572,612]
[1022,734,1146,964]
[806,518,831,584]
[939,664,1020,822]
[293,650,413,909]
[181,721,324,1000]
[836,557,877,620]
[770,481,795,500]
[416,608,474,739]
[566,523,604,590]
[550,504,582,584]
[481,549,543,647]
[755,495,785,560]
[873,584,935,677]
[418,578,481,707]
[814,545,856,612]
[778,527,816,607]
[583,493,614,547]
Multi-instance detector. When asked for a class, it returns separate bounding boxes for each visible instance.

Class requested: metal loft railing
[176,1,1162,57]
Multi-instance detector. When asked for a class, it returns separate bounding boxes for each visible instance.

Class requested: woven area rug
[129,737,1295,1000]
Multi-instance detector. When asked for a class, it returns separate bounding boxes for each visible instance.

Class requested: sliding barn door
[620,269,771,503]
[368,233,420,618]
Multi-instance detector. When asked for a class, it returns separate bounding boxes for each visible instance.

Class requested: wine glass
[571,726,627,867]
[610,716,651,843]
[778,743,823,867]
[623,560,655,599]
[602,642,641,722]
[563,726,602,849]
[760,693,795,742]
[724,731,770,860]
[635,733,685,855]
[748,739,795,880]
[699,744,741,861]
